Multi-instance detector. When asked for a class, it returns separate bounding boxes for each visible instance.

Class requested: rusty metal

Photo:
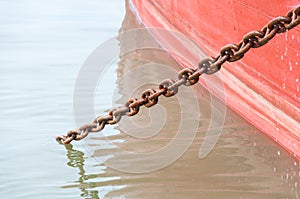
[56,5,300,144]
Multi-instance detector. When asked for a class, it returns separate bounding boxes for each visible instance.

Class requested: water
[1,0,300,198]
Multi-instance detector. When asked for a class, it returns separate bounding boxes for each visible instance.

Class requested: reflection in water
[64,144,100,199]
[61,1,300,199]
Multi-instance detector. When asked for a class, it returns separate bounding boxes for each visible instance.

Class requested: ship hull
[129,0,300,158]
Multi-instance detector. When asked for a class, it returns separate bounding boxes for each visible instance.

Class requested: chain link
[56,5,300,144]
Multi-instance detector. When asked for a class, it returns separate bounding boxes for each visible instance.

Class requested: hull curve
[129,0,300,158]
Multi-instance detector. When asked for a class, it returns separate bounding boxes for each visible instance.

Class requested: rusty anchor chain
[56,5,300,144]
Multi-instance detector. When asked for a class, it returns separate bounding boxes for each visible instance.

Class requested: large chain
[56,5,300,144]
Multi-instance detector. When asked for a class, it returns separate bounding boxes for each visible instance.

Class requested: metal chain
[56,5,300,144]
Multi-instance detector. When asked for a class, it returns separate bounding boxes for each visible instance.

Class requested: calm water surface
[1,0,299,198]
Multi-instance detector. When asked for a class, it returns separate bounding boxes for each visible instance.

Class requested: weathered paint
[129,0,300,158]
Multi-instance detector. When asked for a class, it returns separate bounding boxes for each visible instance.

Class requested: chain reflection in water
[64,144,100,199]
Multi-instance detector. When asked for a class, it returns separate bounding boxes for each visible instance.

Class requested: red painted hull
[129,0,300,158]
